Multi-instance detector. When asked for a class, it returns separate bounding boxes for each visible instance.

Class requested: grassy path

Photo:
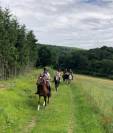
[0,69,39,133]
[32,84,72,133]
[0,69,74,133]
[0,69,113,133]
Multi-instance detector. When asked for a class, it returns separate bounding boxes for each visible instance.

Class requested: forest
[37,45,113,79]
[0,8,113,80]
[0,8,38,79]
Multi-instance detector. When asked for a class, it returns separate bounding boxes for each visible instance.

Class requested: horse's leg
[40,97,47,108]
[54,82,56,92]
[56,82,59,92]
[57,82,59,90]
[37,95,40,111]
[55,82,57,92]
[56,85,58,92]
[55,86,57,92]
[43,100,45,106]
[44,96,47,106]
[48,96,49,104]
[67,79,69,84]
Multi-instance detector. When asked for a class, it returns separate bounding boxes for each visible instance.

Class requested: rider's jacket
[56,71,61,80]
[42,72,51,85]
[43,72,50,80]
[56,71,61,77]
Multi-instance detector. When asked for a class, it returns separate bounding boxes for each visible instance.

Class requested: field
[0,68,113,133]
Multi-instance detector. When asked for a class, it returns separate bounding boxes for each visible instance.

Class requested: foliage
[37,46,52,66]
[0,8,38,79]
[37,44,113,79]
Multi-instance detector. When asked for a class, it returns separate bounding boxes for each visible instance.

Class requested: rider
[35,67,51,95]
[64,68,69,75]
[55,68,62,82]
[42,67,51,96]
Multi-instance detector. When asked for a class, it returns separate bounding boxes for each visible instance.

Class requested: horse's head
[39,76,47,86]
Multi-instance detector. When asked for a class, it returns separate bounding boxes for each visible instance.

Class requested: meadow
[0,68,113,133]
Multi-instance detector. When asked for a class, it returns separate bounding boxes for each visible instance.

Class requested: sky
[0,0,113,49]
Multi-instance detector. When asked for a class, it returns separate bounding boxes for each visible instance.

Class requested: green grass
[0,69,113,133]
[75,75,113,133]
[0,69,39,133]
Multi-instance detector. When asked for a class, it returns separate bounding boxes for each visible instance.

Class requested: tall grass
[0,69,39,132]
[74,75,113,133]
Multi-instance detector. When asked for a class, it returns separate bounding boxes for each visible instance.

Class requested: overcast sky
[0,0,113,49]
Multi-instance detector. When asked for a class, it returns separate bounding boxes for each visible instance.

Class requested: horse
[62,73,73,84]
[36,77,50,111]
[54,75,60,92]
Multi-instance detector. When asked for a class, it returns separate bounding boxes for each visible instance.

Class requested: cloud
[0,0,113,49]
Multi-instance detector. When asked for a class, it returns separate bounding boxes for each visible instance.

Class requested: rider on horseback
[36,67,51,96]
[54,68,61,91]
[43,67,51,85]
[55,68,62,82]
[64,68,69,75]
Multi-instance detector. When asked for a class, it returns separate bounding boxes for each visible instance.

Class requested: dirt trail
[24,117,36,133]
[68,85,75,133]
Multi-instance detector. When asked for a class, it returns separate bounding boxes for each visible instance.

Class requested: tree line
[37,45,113,79]
[0,8,38,79]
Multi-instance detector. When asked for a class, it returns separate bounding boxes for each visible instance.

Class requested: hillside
[38,45,113,79]
[0,68,113,133]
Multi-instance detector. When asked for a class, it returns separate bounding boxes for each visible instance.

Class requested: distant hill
[38,43,84,51]
[37,44,113,79]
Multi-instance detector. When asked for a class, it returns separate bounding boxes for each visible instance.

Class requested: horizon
[39,43,113,50]
[0,0,113,49]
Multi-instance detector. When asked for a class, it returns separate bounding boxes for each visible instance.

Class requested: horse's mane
[39,76,46,85]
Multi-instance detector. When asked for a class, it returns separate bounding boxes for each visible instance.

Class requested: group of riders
[35,67,74,109]
[35,67,73,96]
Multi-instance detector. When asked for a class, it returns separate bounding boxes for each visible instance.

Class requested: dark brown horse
[36,77,50,110]
[54,75,60,92]
[62,73,73,84]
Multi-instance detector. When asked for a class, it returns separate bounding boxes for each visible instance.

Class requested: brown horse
[36,77,50,110]
[54,75,60,92]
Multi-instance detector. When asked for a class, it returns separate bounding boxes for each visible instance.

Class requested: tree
[0,8,38,79]
[38,46,52,66]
